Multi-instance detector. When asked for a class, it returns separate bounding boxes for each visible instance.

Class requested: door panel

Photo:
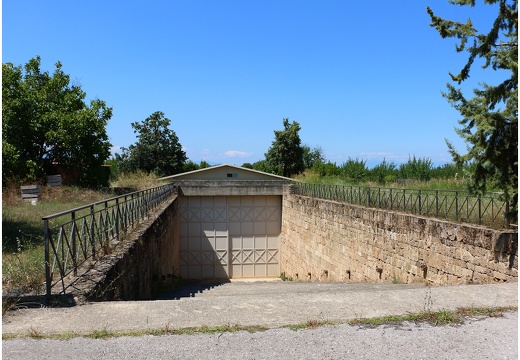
[179,195,280,279]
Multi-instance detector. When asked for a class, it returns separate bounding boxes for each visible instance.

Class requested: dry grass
[110,171,161,191]
[2,185,113,296]
[2,172,163,297]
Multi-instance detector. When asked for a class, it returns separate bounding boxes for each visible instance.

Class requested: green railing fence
[292,182,511,229]
[43,183,176,297]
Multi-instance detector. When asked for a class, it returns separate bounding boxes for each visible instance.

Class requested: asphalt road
[2,281,518,359]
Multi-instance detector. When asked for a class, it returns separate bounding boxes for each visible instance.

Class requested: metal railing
[43,183,177,297]
[292,182,511,229]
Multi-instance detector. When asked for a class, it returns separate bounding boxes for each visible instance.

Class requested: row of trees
[2,1,516,219]
[244,118,468,184]
[308,157,471,184]
[2,57,188,187]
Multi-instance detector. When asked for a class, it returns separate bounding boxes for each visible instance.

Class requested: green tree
[252,159,277,174]
[265,118,305,177]
[313,161,341,177]
[341,157,367,182]
[399,156,433,181]
[302,144,326,169]
[427,0,518,220]
[370,159,398,184]
[2,56,112,188]
[119,111,187,177]
[182,159,211,173]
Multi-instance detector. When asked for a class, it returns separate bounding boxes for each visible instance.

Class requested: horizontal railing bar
[42,185,172,221]
[292,182,511,229]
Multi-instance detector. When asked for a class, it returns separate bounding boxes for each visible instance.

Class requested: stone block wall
[281,194,517,285]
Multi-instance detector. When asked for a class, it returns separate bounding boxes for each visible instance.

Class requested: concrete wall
[281,194,517,285]
[85,195,180,301]
[175,180,288,196]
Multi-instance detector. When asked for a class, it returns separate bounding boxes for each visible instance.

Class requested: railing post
[90,205,96,260]
[418,190,422,215]
[478,195,482,225]
[44,218,51,301]
[123,195,128,231]
[104,201,109,247]
[115,197,120,241]
[455,191,459,221]
[506,198,510,228]
[435,190,439,217]
[71,212,77,276]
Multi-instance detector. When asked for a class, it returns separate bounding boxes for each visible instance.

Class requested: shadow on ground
[2,293,77,312]
[155,280,230,300]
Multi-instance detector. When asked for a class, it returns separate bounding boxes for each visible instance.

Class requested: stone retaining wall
[80,195,180,301]
[281,194,517,285]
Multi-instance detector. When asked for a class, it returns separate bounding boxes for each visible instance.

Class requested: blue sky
[2,1,505,168]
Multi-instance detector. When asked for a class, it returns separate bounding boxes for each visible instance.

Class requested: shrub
[341,158,367,182]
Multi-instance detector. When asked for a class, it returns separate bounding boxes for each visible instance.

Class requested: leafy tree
[427,0,518,220]
[302,144,326,169]
[182,160,200,173]
[118,111,187,177]
[2,56,112,188]
[313,161,341,177]
[370,159,398,184]
[340,158,367,182]
[399,156,433,181]
[182,159,211,173]
[431,162,462,179]
[265,118,305,177]
[199,160,211,169]
[252,159,277,174]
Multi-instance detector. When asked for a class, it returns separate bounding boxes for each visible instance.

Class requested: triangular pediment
[159,164,292,181]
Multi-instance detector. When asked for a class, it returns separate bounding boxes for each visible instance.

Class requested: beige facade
[164,165,290,280]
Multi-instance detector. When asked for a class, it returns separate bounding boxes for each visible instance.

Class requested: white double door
[179,195,281,280]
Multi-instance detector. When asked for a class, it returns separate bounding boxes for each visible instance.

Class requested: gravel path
[3,312,517,360]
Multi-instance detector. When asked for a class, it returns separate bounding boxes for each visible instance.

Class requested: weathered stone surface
[68,195,180,301]
[281,194,517,285]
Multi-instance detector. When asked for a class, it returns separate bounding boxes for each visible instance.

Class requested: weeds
[2,297,20,316]
[28,327,44,339]
[286,319,336,331]
[2,244,45,295]
[348,310,463,326]
[348,306,517,327]
[89,327,112,339]
[391,276,403,284]
[280,272,293,281]
[3,306,516,340]
[109,171,160,191]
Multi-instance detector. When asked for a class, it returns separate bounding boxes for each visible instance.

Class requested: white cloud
[224,150,252,158]
[357,152,395,159]
[110,146,123,156]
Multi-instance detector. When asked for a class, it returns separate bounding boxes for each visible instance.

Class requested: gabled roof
[159,164,293,181]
